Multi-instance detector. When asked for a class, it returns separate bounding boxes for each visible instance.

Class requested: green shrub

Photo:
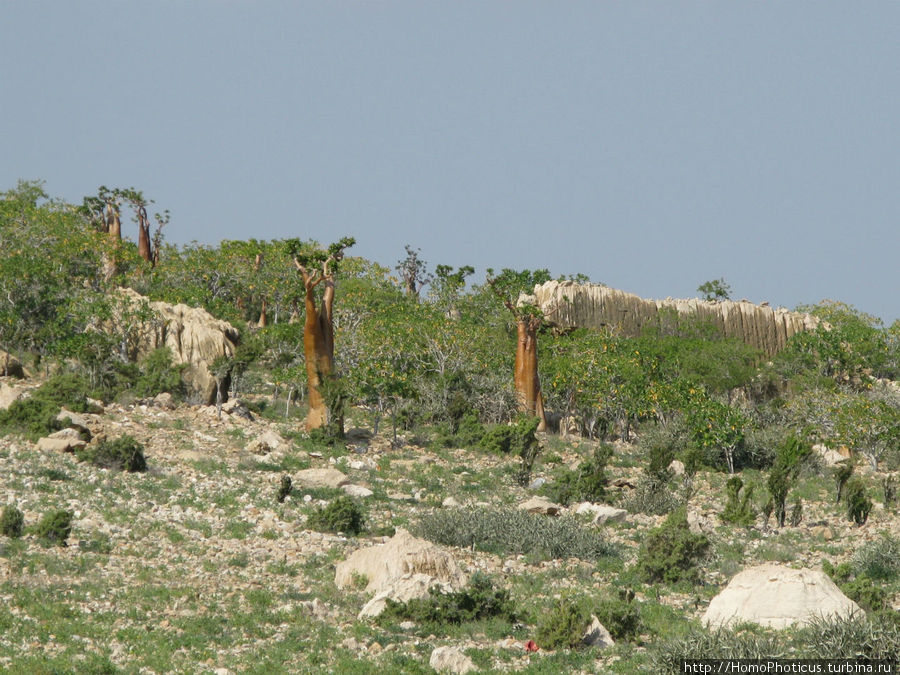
[415,507,615,562]
[844,478,872,525]
[622,476,684,516]
[33,509,73,547]
[595,589,642,642]
[832,460,855,504]
[799,614,900,660]
[276,475,293,503]
[76,435,147,472]
[0,505,25,538]
[542,444,611,506]
[379,572,517,628]
[307,495,365,535]
[767,436,812,527]
[652,625,785,671]
[0,373,98,439]
[636,507,710,585]
[535,597,591,650]
[720,477,755,526]
[853,534,900,581]
[132,347,185,399]
[481,416,541,486]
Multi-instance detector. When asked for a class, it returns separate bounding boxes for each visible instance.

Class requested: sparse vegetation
[77,435,147,472]
[636,507,710,585]
[32,509,73,547]
[307,495,366,535]
[1,504,25,538]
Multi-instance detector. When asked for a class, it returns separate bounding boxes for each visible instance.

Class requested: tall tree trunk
[514,317,547,431]
[257,298,268,328]
[136,205,152,264]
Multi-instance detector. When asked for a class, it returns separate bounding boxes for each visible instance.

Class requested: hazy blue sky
[3,2,898,323]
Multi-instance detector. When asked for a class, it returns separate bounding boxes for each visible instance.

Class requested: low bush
[0,505,25,538]
[594,589,643,642]
[379,572,517,628]
[651,625,785,671]
[720,477,755,526]
[0,373,97,439]
[33,509,73,547]
[636,507,710,585]
[853,534,900,581]
[132,347,185,399]
[542,444,612,506]
[307,496,365,535]
[76,435,147,472]
[415,507,615,562]
[622,477,684,516]
[535,596,591,650]
[844,478,872,525]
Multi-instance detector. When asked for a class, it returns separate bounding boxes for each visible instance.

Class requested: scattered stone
[341,484,374,499]
[36,435,87,453]
[56,409,101,438]
[582,615,615,648]
[686,508,715,536]
[246,430,288,455]
[574,502,627,525]
[335,528,466,598]
[430,645,478,674]
[703,563,863,629]
[0,383,27,410]
[668,459,685,476]
[220,398,253,419]
[442,496,461,508]
[295,468,349,489]
[518,496,562,516]
[528,477,546,490]
[813,444,850,468]
[152,392,176,409]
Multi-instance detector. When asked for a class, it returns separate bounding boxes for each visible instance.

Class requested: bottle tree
[288,237,355,433]
[486,268,552,431]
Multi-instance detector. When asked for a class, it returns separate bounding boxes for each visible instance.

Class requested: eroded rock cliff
[528,280,820,355]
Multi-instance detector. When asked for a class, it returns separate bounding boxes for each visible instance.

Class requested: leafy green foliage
[844,478,872,526]
[721,477,755,526]
[636,507,710,585]
[76,435,147,472]
[0,505,25,538]
[832,460,855,504]
[33,509,73,547]
[132,347,185,399]
[697,278,731,302]
[542,444,611,506]
[535,597,591,650]
[767,436,812,527]
[415,507,615,561]
[595,589,643,642]
[480,415,541,486]
[852,534,900,581]
[276,475,293,503]
[306,496,365,535]
[379,572,517,628]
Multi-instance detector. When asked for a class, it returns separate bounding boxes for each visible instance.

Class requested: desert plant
[883,475,897,509]
[652,625,785,671]
[799,613,900,660]
[832,460,855,504]
[720,477,755,526]
[33,509,73,547]
[307,495,365,535]
[415,507,614,562]
[636,507,710,585]
[535,596,591,650]
[277,475,293,503]
[379,572,517,628]
[622,476,684,516]
[844,478,872,526]
[76,435,147,472]
[132,347,185,399]
[0,505,25,538]
[767,436,812,527]
[542,444,611,506]
[789,498,803,527]
[594,589,642,642]
[852,534,900,581]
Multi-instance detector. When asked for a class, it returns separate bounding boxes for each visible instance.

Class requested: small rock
[368,641,382,654]
[0,350,25,378]
[152,392,176,409]
[399,621,416,631]
[442,496,461,508]
[528,477,546,490]
[295,468,349,489]
[582,615,615,648]
[341,484,374,498]
[36,436,87,453]
[668,459,685,476]
[518,496,562,516]
[0,383,28,410]
[574,502,628,525]
[430,645,478,674]
[246,430,287,455]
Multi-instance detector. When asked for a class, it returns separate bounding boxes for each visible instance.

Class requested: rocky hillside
[1,382,898,673]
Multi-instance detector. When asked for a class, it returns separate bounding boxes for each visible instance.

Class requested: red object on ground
[525,640,539,652]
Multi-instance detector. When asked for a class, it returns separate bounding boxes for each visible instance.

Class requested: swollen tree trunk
[136,204,152,264]
[514,316,547,431]
[297,266,339,433]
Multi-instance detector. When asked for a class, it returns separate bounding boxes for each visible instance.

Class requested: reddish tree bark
[488,279,548,431]
[136,203,152,263]
[293,256,338,432]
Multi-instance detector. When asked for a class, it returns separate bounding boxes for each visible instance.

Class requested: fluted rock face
[530,280,820,355]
